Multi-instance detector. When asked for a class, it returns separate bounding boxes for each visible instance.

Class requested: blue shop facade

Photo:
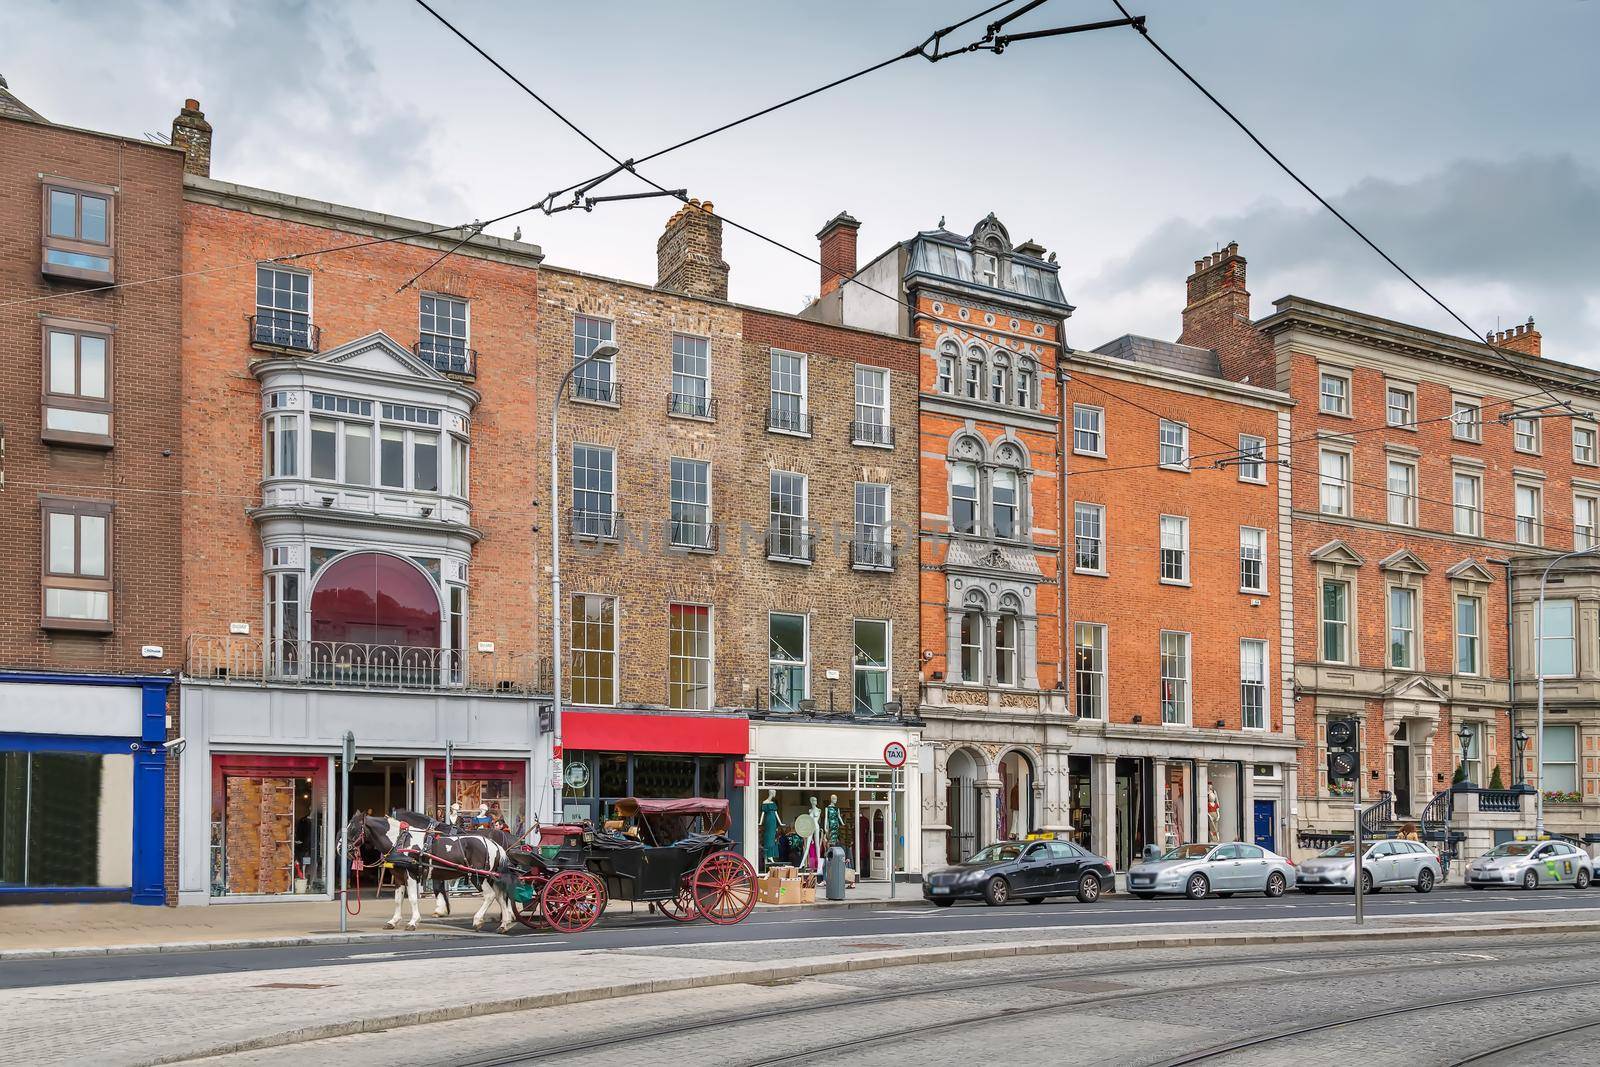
[0,671,172,905]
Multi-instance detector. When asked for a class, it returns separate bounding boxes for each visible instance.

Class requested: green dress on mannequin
[760,790,780,864]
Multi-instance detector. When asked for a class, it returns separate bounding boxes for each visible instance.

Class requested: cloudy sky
[9,1,1600,358]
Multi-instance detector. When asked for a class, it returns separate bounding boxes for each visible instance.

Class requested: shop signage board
[883,741,907,769]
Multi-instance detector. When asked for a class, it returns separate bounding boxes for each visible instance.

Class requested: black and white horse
[344,813,515,932]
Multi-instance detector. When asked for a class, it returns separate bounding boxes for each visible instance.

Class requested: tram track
[1447,1018,1600,1066]
[445,937,1600,1067]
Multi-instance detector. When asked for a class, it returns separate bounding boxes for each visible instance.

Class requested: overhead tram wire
[1107,0,1570,409]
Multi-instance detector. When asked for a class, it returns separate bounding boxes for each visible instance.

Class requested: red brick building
[0,78,184,903]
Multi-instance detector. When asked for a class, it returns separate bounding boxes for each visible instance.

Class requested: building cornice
[1066,349,1292,410]
[246,504,484,545]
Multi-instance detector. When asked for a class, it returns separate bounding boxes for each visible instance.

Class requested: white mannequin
[1207,783,1221,840]
[806,795,823,871]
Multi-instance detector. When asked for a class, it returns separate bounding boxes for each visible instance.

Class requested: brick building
[1178,243,1600,859]
[1065,337,1295,868]
[0,78,184,904]
[537,203,925,879]
[806,214,1069,866]
[171,106,550,904]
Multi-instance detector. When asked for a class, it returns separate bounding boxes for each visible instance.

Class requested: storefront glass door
[1115,757,1147,870]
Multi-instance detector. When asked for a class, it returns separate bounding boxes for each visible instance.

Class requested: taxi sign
[883,740,908,768]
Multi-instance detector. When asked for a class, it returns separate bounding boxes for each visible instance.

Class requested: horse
[344,813,516,933]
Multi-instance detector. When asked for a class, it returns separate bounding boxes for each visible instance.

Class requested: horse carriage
[506,797,758,932]
[346,796,757,935]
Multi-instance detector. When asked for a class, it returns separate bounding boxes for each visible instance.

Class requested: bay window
[1537,599,1576,678]
[42,320,112,446]
[42,180,115,282]
[41,498,112,629]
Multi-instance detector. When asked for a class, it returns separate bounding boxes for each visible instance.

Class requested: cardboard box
[759,875,803,905]
[795,884,816,904]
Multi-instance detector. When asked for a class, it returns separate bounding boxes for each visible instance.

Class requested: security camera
[162,737,188,755]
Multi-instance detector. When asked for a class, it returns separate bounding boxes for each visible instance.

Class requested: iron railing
[186,635,538,693]
[569,508,620,541]
[250,314,319,353]
[573,376,618,404]
[668,518,719,552]
[767,407,812,434]
[851,420,895,447]
[850,538,895,571]
[667,391,716,419]
[413,338,476,377]
[765,527,815,563]
[1358,790,1394,836]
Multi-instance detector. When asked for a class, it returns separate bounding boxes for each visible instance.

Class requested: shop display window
[1,751,132,888]
[1208,763,1242,841]
[210,754,327,897]
[427,759,525,828]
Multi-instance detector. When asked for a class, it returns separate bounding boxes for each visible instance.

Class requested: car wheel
[1360,870,1374,895]
[983,876,1011,906]
[1185,873,1209,900]
[1415,868,1435,894]
[1265,872,1287,898]
[1522,869,1539,891]
[1578,868,1592,890]
[1076,872,1102,903]
[932,898,956,908]
[1299,887,1320,895]
[1025,896,1046,905]
[1133,892,1156,900]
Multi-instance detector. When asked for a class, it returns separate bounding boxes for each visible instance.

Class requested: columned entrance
[945,747,982,861]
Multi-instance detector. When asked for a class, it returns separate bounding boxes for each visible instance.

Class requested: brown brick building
[539,204,925,878]
[0,78,184,904]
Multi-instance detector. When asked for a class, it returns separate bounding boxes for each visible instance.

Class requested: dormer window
[977,252,999,288]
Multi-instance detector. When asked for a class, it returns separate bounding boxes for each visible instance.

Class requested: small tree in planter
[1489,765,1506,791]
[1452,762,1468,787]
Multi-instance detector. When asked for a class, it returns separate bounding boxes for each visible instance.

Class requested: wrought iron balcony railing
[669,518,719,552]
[413,337,477,377]
[569,508,620,541]
[765,526,815,563]
[573,376,618,404]
[250,314,320,353]
[850,538,895,571]
[185,635,538,693]
[851,420,895,447]
[767,406,812,434]
[668,391,716,419]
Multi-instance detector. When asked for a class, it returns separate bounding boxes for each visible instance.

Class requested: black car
[922,839,1112,906]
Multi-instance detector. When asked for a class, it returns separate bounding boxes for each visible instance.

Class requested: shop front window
[1164,761,1193,850]
[429,760,525,827]
[1,751,132,888]
[1207,763,1241,842]
[209,755,327,897]
[1067,754,1092,850]
[998,751,1034,841]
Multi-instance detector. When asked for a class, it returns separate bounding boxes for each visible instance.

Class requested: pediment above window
[1446,558,1498,586]
[1309,538,1365,568]
[313,331,449,381]
[1383,673,1449,703]
[1378,549,1430,576]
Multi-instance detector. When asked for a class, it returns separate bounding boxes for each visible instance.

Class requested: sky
[8,0,1600,360]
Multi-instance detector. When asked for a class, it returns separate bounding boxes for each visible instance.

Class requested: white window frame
[1455,593,1481,677]
[768,469,809,561]
[669,332,712,418]
[1237,434,1267,484]
[1576,424,1598,466]
[1074,622,1106,720]
[1159,630,1191,726]
[768,348,809,434]
[255,264,313,349]
[669,457,713,549]
[1319,367,1351,417]
[852,618,891,716]
[418,292,469,371]
[1577,492,1600,551]
[1319,447,1352,517]
[1385,382,1416,429]
[1321,578,1351,665]
[1515,481,1543,546]
[573,314,616,403]
[1074,502,1106,574]
[1239,526,1267,593]
[1159,514,1189,586]
[1451,397,1482,442]
[767,610,809,712]
[1158,419,1189,470]
[1513,416,1541,455]
[1386,457,1417,527]
[1072,404,1105,457]
[572,443,617,537]
[852,364,892,447]
[1240,638,1268,730]
[569,592,619,707]
[853,482,892,569]
[1453,469,1483,537]
[1388,585,1418,671]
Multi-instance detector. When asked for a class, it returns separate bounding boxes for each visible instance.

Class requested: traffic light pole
[1353,723,1364,926]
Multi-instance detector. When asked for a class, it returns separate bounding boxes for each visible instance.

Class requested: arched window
[992,467,1019,539]
[1016,360,1034,409]
[937,342,957,394]
[964,348,984,400]
[990,354,1010,404]
[960,592,987,683]
[310,552,441,649]
[951,462,980,534]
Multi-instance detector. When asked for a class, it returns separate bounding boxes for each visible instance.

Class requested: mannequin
[760,789,781,867]
[804,795,823,871]
[1207,783,1221,840]
[824,794,843,852]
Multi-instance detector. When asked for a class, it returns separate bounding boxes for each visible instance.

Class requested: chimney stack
[170,98,212,177]
[1488,317,1541,358]
[656,199,729,300]
[817,211,861,298]
[1178,242,1275,387]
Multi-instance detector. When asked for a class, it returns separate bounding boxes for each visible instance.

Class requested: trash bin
[825,846,847,900]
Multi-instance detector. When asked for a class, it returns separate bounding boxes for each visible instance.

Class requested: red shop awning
[563,710,748,756]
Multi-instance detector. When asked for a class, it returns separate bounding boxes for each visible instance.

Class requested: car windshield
[1318,843,1357,858]
[1162,844,1213,861]
[1484,842,1538,858]
[968,843,1025,864]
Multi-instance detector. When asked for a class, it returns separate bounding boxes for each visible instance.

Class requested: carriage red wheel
[691,851,757,925]
[511,880,546,931]
[539,870,606,933]
[655,876,699,923]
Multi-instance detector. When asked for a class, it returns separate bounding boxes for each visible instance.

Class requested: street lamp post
[1513,728,1530,786]
[547,341,619,821]
[1457,721,1474,787]
[1534,548,1600,837]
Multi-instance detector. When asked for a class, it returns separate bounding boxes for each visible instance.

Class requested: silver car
[1127,841,1295,900]
[1297,839,1441,894]
[1466,839,1593,890]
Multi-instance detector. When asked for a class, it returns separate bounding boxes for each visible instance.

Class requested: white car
[1296,838,1441,894]
[1466,840,1592,890]
[1126,841,1296,899]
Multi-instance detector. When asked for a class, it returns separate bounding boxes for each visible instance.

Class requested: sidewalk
[0,880,919,958]
[5,909,1600,1066]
